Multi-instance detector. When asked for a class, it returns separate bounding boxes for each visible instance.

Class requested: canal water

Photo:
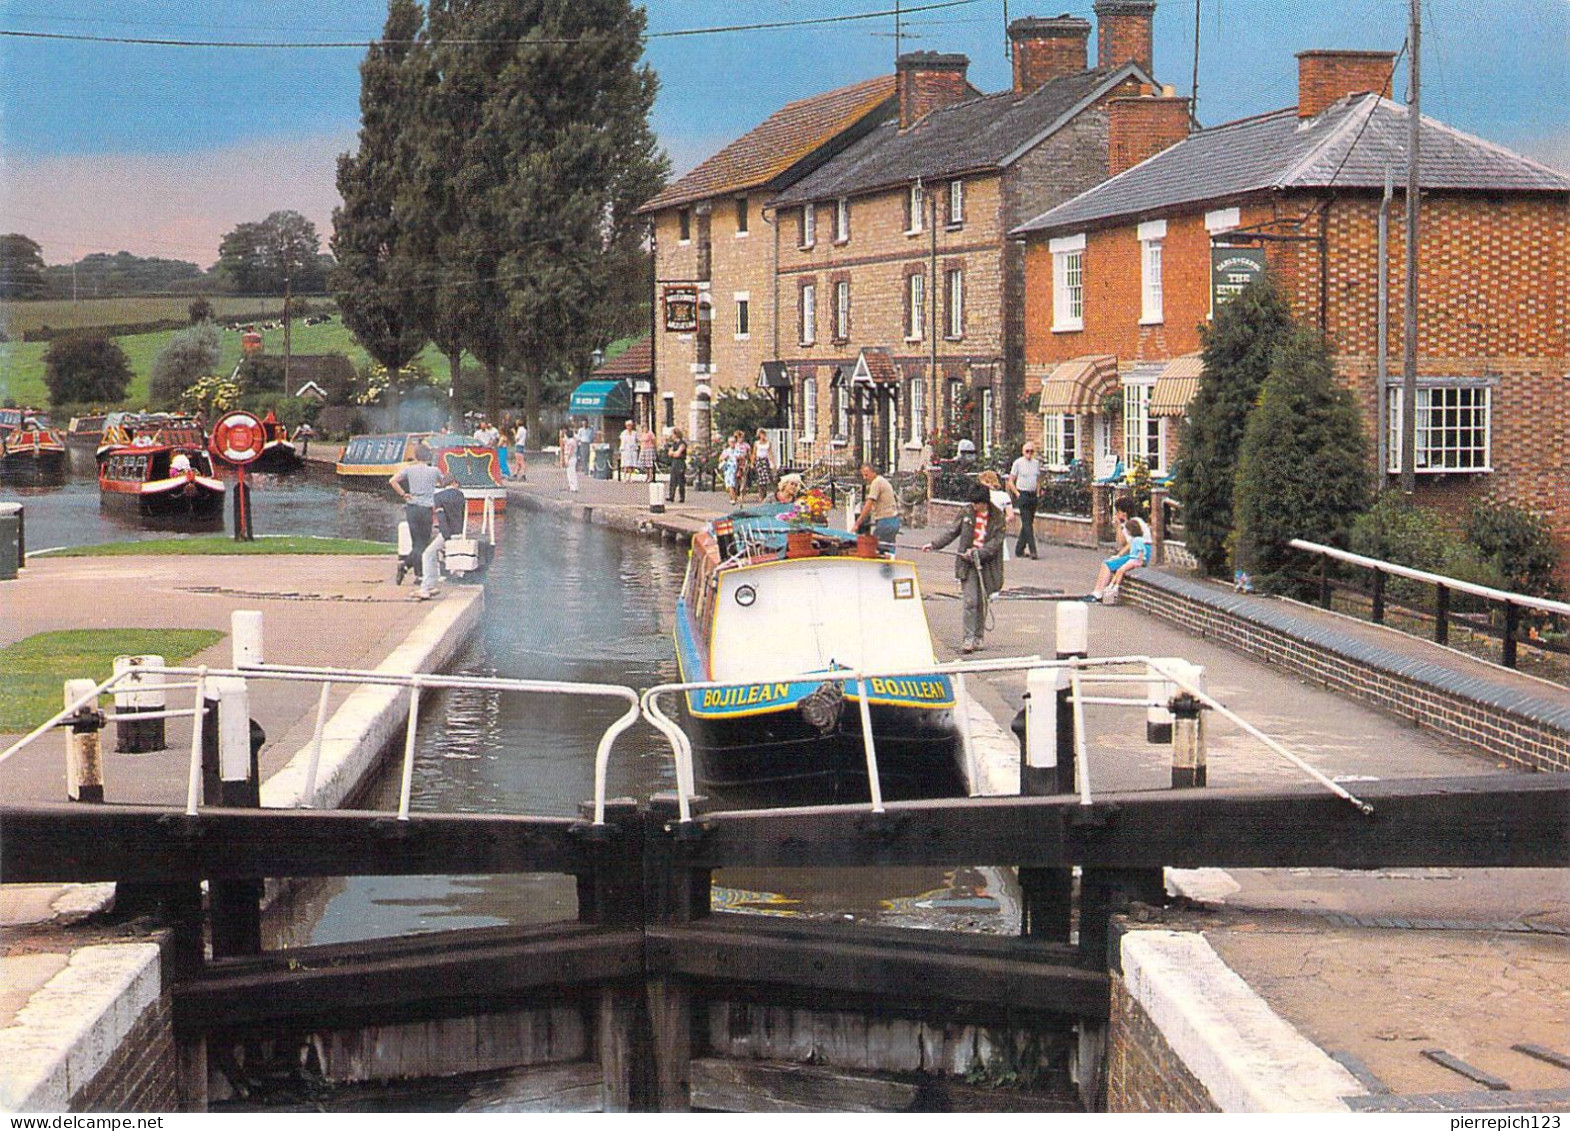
[9,473,1019,942]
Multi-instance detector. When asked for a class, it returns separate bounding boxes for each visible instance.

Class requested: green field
[0,295,296,338]
[0,318,460,409]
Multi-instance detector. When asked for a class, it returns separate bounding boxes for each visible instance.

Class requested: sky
[1,0,1566,270]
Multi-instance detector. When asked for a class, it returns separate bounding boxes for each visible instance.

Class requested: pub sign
[1211,247,1267,308]
[663,286,699,332]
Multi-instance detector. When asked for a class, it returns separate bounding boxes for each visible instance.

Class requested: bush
[42,332,132,406]
[1233,330,1369,595]
[1467,499,1560,597]
[1350,494,1506,608]
[150,321,222,407]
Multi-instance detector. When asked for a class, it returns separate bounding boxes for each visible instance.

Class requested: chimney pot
[1008,15,1092,95]
[897,51,971,129]
[1296,49,1397,118]
[1093,0,1157,74]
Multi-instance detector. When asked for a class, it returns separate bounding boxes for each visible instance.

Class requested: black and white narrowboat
[675,509,964,807]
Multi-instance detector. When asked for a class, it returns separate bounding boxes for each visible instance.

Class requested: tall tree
[415,0,667,435]
[217,211,328,295]
[333,0,430,428]
[1232,330,1370,595]
[1174,280,1296,575]
[42,333,133,406]
[0,234,48,300]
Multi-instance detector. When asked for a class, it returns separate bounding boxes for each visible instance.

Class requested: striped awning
[1150,354,1204,417]
[1037,355,1118,414]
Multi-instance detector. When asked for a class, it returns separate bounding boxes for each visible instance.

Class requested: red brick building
[1015,50,1570,562]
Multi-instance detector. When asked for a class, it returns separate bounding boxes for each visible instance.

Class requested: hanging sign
[663,285,699,332]
[1211,247,1267,308]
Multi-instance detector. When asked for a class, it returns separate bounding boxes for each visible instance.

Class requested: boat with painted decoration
[0,409,69,485]
[335,431,431,486]
[98,434,225,521]
[95,412,206,464]
[427,433,508,514]
[675,505,963,806]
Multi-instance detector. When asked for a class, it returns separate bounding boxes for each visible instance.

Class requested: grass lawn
[0,628,225,732]
[36,535,394,558]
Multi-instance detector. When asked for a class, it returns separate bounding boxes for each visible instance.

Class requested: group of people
[472,417,527,481]
[718,428,776,505]
[616,420,661,483]
[388,443,466,602]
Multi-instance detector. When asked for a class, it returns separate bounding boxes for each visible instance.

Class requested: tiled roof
[773,64,1149,206]
[594,336,652,378]
[638,76,898,213]
[854,347,900,385]
[1016,94,1570,234]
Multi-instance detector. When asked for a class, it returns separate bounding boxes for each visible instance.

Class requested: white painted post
[212,677,252,787]
[1146,658,1176,745]
[232,610,265,669]
[1021,666,1059,792]
[112,654,166,752]
[648,478,665,514]
[64,678,104,803]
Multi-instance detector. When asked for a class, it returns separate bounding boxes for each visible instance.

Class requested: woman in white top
[751,429,774,501]
[618,420,639,481]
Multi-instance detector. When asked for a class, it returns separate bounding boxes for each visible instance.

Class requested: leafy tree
[1175,280,1296,575]
[42,251,205,299]
[712,389,776,440]
[217,211,327,294]
[1232,330,1370,595]
[42,332,132,406]
[150,322,223,406]
[189,297,214,324]
[412,0,667,435]
[332,0,430,429]
[179,373,242,419]
[0,234,48,299]
[1467,498,1560,597]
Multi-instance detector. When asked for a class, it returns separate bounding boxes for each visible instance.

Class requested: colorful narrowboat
[98,439,225,520]
[674,506,964,807]
[0,409,69,485]
[428,433,508,514]
[335,432,432,486]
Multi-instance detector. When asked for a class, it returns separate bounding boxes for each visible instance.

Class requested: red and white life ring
[211,410,267,465]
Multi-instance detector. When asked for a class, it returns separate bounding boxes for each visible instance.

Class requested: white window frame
[835,197,850,243]
[834,279,850,342]
[945,268,964,340]
[733,291,750,340]
[1042,412,1078,471]
[803,376,818,437]
[907,182,925,235]
[1050,234,1085,332]
[906,273,925,342]
[1386,384,1493,473]
[908,376,926,446]
[948,179,965,226]
[800,283,816,346]
[1138,220,1166,326]
[1122,381,1164,474]
[801,202,816,249]
[834,381,849,439]
[980,388,995,455]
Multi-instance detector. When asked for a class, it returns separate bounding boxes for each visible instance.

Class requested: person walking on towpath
[1008,442,1042,559]
[665,428,688,503]
[854,462,900,549]
[562,429,580,492]
[923,482,1005,653]
[618,420,639,481]
[390,442,456,589]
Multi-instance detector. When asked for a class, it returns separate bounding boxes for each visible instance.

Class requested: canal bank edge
[1,579,483,1113]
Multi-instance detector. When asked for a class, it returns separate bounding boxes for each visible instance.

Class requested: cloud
[0,132,355,268]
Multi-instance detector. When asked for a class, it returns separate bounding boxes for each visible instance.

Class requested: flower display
[783,487,832,527]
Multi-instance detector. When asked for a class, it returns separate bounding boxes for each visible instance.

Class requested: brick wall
[897,54,971,129]
[1121,572,1570,773]
[1296,50,1395,119]
[1107,96,1191,177]
[1105,970,1219,1113]
[924,496,1098,547]
[72,992,179,1112]
[1009,17,1091,94]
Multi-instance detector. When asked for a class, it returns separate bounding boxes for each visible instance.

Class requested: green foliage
[1175,280,1296,574]
[42,331,132,406]
[188,297,214,324]
[179,372,242,418]
[1350,493,1506,605]
[1233,329,1370,595]
[150,321,222,406]
[1466,498,1560,596]
[0,233,49,300]
[239,393,316,430]
[217,211,327,295]
[40,251,207,299]
[40,536,392,558]
[711,388,776,440]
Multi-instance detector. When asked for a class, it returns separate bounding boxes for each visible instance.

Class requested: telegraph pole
[1400,0,1421,494]
[895,0,902,61]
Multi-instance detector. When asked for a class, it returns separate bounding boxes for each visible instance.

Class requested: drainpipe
[930,184,940,464]
[1377,167,1392,480]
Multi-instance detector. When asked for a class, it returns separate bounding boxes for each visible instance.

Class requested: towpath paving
[503,461,1570,1105]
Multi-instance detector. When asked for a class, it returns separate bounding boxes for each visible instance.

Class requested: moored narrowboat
[98,441,225,521]
[674,506,964,807]
[335,432,431,486]
[428,433,508,514]
[0,410,69,485]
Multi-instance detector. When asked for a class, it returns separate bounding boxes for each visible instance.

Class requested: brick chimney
[897,52,971,130]
[1093,0,1157,74]
[1107,91,1191,176]
[1008,16,1091,95]
[1297,50,1396,119]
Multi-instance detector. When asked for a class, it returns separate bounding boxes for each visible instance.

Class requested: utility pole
[1400,0,1421,494]
[283,260,293,400]
[1190,0,1202,128]
[895,0,902,61]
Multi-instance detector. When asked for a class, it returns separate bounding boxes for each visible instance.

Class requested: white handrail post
[1069,667,1092,806]
[397,677,423,821]
[300,681,333,808]
[232,610,265,668]
[184,667,208,816]
[855,675,884,813]
[64,678,105,803]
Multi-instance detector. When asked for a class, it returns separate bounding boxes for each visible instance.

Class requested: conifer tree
[1174,280,1296,574]
[1232,329,1370,594]
[332,0,430,428]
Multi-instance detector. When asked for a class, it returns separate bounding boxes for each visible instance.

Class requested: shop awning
[1037,355,1118,414]
[1150,354,1204,416]
[568,379,633,417]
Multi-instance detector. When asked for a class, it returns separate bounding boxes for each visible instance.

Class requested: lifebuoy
[211,410,267,465]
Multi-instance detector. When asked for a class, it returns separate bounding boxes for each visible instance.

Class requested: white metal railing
[1290,539,1570,619]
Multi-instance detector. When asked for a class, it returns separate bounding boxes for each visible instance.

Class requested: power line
[0,1,982,50]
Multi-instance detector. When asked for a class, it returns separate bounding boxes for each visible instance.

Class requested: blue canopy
[568,379,633,417]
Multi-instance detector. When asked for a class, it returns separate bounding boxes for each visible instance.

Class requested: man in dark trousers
[923,482,1006,653]
[389,443,455,594]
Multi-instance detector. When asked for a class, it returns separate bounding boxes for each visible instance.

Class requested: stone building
[1014,49,1570,559]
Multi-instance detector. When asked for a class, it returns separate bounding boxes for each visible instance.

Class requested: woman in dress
[618,420,639,482]
[751,428,775,501]
[720,435,741,504]
[638,425,658,482]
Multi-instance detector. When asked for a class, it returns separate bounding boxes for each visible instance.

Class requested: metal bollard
[1018,667,1060,796]
[113,654,167,753]
[648,478,666,515]
[1168,660,1208,789]
[232,610,265,668]
[64,678,105,803]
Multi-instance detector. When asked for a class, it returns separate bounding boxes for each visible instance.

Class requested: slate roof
[637,76,898,213]
[773,63,1150,206]
[1016,94,1570,234]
